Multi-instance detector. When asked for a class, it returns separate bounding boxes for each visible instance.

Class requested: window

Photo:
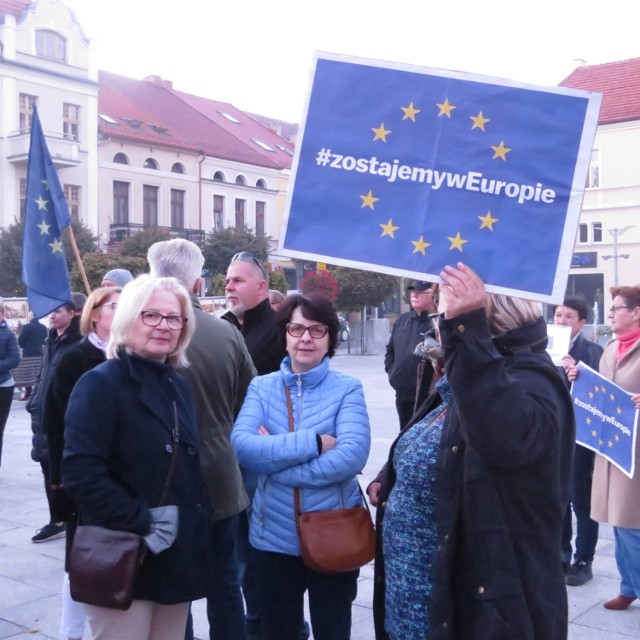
[235,175,247,186]
[219,111,241,123]
[113,152,129,164]
[19,94,36,132]
[592,222,603,243]
[99,113,118,125]
[586,149,600,189]
[20,178,27,221]
[35,30,66,62]
[578,223,588,244]
[144,158,159,170]
[113,181,129,224]
[256,201,266,236]
[213,171,226,182]
[235,198,245,228]
[63,103,80,141]
[256,178,267,189]
[171,163,185,174]
[64,184,80,222]
[171,189,185,228]
[213,195,225,231]
[252,139,275,152]
[143,185,159,226]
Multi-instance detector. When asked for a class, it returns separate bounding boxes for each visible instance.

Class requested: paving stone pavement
[0,352,638,639]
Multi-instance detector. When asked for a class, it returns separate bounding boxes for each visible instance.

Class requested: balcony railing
[109,222,205,245]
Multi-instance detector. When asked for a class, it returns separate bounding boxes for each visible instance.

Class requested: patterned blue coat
[232,356,370,556]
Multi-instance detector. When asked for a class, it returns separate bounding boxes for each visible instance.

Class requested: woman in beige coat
[571,285,640,611]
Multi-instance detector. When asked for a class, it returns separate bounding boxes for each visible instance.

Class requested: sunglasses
[231,252,267,280]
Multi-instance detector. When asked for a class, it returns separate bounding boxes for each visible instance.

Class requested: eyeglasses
[286,323,329,339]
[609,305,632,313]
[140,310,186,330]
[97,302,118,310]
[231,252,267,280]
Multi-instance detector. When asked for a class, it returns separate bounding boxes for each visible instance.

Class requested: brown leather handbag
[68,402,181,609]
[285,385,376,574]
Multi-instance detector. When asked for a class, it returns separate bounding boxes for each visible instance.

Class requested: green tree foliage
[119,228,173,259]
[0,219,97,297]
[335,267,398,311]
[300,270,339,302]
[69,251,147,292]
[268,270,289,294]
[210,274,226,296]
[201,227,271,278]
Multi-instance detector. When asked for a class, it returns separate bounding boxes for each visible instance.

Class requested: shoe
[566,560,593,586]
[31,522,66,543]
[603,594,636,610]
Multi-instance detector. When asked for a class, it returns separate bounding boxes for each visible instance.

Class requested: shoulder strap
[157,401,180,507]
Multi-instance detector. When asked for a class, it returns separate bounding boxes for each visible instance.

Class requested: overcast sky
[64,0,638,124]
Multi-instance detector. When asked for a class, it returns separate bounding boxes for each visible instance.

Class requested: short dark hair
[560,296,589,321]
[277,293,340,358]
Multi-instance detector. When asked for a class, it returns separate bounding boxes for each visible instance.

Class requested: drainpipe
[198,152,205,232]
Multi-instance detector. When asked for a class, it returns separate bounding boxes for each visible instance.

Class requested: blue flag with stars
[572,362,638,478]
[278,52,602,303]
[22,104,72,319]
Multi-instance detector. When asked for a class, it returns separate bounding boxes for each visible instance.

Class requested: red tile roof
[560,58,640,125]
[98,71,294,170]
[0,0,31,21]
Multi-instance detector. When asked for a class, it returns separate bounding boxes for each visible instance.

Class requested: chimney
[143,75,173,89]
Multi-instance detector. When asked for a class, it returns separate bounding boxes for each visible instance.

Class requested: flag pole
[66,226,91,295]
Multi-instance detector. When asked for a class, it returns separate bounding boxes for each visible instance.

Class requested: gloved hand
[144,505,179,555]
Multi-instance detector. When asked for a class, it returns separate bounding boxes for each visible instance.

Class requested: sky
[63,0,639,124]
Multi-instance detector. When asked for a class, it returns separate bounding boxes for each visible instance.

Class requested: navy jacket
[0,322,20,385]
[18,318,47,357]
[62,350,212,604]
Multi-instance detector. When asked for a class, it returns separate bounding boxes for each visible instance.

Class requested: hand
[319,434,336,452]
[439,262,488,318]
[367,481,381,507]
[561,355,576,372]
[632,394,640,410]
[566,365,579,382]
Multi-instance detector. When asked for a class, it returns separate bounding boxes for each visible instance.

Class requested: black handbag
[68,402,180,609]
[285,386,375,574]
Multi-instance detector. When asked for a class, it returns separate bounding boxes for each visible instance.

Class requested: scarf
[616,326,640,362]
[87,331,108,353]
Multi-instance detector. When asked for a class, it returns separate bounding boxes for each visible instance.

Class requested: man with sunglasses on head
[385,280,438,429]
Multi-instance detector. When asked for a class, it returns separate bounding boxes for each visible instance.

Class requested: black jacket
[28,317,82,462]
[384,309,435,402]
[374,310,574,640]
[0,321,20,385]
[222,297,286,375]
[62,350,212,604]
[18,318,47,357]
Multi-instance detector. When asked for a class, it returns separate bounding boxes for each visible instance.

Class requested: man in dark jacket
[385,280,437,428]
[148,239,256,640]
[555,296,603,586]
[27,300,81,542]
[17,313,47,400]
[0,302,21,467]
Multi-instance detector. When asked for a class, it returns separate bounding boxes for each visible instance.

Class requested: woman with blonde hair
[62,276,210,640]
[370,263,573,640]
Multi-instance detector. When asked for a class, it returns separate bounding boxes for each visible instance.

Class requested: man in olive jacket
[148,239,256,640]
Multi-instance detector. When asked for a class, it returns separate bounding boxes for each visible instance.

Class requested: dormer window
[35,30,66,62]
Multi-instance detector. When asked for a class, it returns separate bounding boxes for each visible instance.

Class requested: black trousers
[0,386,14,467]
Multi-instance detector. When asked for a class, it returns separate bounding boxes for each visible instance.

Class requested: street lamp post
[602,225,635,286]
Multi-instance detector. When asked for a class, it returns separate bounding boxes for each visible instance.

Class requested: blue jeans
[185,514,246,640]
[253,548,358,640]
[614,527,640,598]
[561,444,599,563]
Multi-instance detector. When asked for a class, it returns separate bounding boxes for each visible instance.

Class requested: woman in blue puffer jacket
[232,293,371,640]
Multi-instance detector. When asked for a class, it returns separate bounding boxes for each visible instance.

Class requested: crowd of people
[3,251,640,640]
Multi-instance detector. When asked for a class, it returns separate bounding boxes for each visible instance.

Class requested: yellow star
[436,98,456,118]
[380,219,399,239]
[615,434,620,442]
[360,190,379,209]
[401,102,421,122]
[617,407,622,414]
[610,393,615,401]
[608,440,614,448]
[372,123,391,142]
[41,179,49,191]
[599,439,604,447]
[448,232,468,252]
[588,392,594,399]
[601,385,607,393]
[595,385,600,393]
[49,238,64,254]
[37,219,51,235]
[411,236,431,255]
[491,140,511,161]
[591,430,597,438]
[478,211,498,231]
[35,195,49,210]
[470,111,490,131]
[586,416,591,424]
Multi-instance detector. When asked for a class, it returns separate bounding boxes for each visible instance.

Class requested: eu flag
[22,104,72,319]
[572,363,638,478]
[279,53,602,303]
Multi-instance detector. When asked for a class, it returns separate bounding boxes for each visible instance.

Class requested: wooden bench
[11,356,42,390]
